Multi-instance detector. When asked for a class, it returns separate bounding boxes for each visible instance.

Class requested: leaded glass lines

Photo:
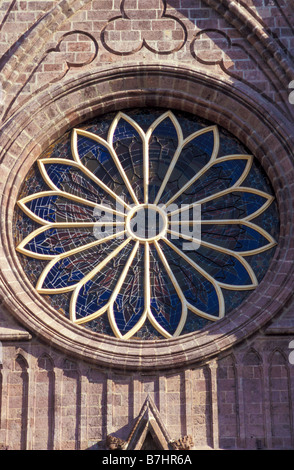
[15,110,278,340]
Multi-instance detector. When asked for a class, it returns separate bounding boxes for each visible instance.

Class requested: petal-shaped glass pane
[76,135,111,166]
[158,127,217,205]
[25,194,58,224]
[74,241,135,323]
[111,116,143,145]
[40,238,124,291]
[21,226,98,257]
[74,134,134,205]
[111,244,145,337]
[148,115,180,203]
[172,156,250,207]
[201,189,272,221]
[76,137,123,183]
[41,161,119,209]
[149,245,184,336]
[169,236,254,288]
[201,223,275,253]
[22,194,99,224]
[110,116,145,202]
[160,240,222,318]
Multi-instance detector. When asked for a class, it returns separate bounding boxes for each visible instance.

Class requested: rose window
[14,109,279,340]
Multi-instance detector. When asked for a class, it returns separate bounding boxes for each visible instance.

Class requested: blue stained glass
[110,245,146,336]
[158,130,215,205]
[112,119,141,143]
[25,227,96,257]
[42,239,125,290]
[78,137,112,165]
[186,279,220,317]
[44,163,72,187]
[167,236,252,287]
[149,247,184,335]
[15,108,279,340]
[160,240,220,317]
[151,117,179,144]
[43,257,87,289]
[43,160,123,209]
[27,229,64,256]
[201,191,270,220]
[75,281,113,320]
[201,224,271,252]
[179,159,248,201]
[191,129,215,156]
[150,294,183,335]
[113,296,145,335]
[77,136,100,159]
[148,119,180,204]
[27,196,58,223]
[27,196,98,224]
[196,248,252,286]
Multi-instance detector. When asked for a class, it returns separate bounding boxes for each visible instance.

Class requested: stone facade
[0,0,294,450]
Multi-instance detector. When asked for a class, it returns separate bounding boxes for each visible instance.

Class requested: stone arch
[1,0,293,127]
[0,0,94,87]
[37,353,55,371]
[15,350,30,369]
[243,348,262,366]
[202,0,293,86]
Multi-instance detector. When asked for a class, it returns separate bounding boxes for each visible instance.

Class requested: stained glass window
[14,109,279,340]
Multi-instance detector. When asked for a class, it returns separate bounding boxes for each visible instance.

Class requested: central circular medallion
[126,204,168,242]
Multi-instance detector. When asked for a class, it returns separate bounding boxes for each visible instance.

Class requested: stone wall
[0,0,294,450]
[0,333,293,450]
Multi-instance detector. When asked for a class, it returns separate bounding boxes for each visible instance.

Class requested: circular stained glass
[14,109,279,340]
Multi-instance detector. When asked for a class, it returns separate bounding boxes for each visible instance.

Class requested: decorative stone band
[106,435,127,451]
[170,435,195,451]
[106,434,194,451]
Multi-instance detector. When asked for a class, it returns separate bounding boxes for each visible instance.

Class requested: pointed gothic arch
[106,395,194,451]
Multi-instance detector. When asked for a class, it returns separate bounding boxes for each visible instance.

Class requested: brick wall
[0,336,293,450]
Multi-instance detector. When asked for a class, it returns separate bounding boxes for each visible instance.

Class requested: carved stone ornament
[106,434,127,450]
[104,397,195,451]
[170,435,194,450]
